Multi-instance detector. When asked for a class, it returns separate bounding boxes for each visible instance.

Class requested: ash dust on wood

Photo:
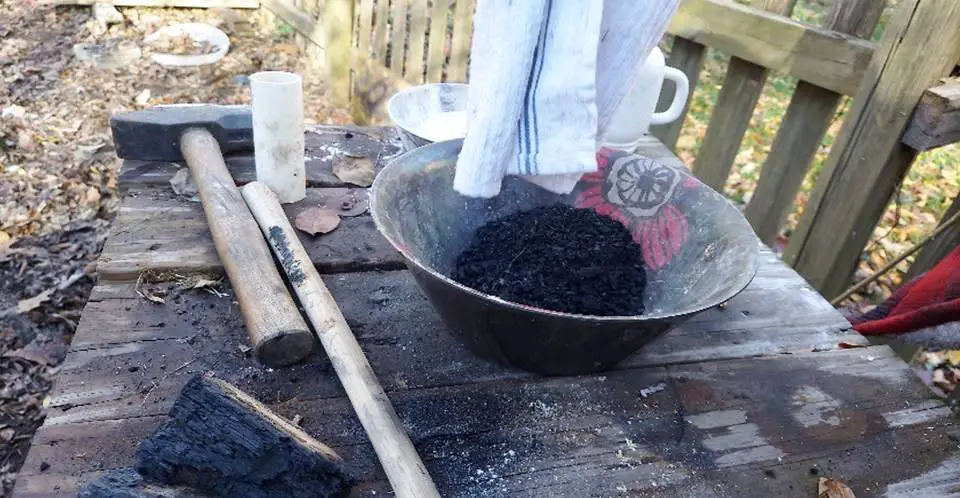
[452,204,647,316]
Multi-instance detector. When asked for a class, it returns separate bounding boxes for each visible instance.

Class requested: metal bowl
[386,83,468,152]
[370,139,761,375]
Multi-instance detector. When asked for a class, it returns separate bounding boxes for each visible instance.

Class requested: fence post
[689,0,797,192]
[323,0,354,108]
[743,0,886,245]
[782,0,960,299]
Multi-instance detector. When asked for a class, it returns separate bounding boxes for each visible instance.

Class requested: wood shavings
[818,477,856,498]
[295,207,341,236]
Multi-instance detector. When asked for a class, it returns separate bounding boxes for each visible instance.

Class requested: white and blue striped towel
[453,0,681,198]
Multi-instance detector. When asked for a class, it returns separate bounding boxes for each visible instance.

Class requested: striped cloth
[453,0,681,198]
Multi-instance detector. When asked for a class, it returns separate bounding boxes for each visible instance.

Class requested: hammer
[110,104,314,367]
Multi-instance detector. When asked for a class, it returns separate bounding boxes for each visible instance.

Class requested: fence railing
[260,0,960,301]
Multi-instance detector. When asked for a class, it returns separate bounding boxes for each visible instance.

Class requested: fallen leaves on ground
[295,207,341,235]
[818,478,856,498]
[912,350,960,397]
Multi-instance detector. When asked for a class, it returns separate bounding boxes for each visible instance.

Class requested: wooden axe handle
[241,181,441,498]
[180,128,313,367]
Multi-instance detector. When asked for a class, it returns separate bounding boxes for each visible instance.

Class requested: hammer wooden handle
[180,128,313,367]
[241,181,441,498]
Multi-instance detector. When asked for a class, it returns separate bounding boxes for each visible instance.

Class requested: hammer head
[111,104,254,162]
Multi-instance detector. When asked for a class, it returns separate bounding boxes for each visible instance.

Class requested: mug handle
[650,67,690,125]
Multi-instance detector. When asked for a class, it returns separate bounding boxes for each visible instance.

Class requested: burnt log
[78,468,212,498]
[122,374,357,498]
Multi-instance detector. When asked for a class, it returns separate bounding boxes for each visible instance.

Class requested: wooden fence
[260,0,960,301]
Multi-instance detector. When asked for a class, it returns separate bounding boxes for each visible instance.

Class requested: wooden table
[14,128,959,497]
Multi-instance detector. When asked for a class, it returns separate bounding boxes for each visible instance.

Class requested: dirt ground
[0,2,348,494]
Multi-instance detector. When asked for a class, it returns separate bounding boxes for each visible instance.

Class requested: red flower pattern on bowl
[574,148,699,271]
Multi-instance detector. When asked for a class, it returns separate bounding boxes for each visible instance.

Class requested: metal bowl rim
[386,82,470,136]
[370,138,761,323]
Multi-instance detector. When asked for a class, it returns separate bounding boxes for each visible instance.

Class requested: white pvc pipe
[250,71,306,204]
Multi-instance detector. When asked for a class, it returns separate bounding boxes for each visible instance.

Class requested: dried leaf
[818,477,855,498]
[295,207,341,235]
[0,427,15,442]
[2,339,66,366]
[332,155,375,187]
[15,288,55,314]
[837,342,867,349]
[946,350,960,366]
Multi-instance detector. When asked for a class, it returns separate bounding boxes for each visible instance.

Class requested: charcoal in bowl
[452,204,647,316]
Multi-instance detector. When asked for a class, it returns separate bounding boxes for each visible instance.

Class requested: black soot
[451,204,647,316]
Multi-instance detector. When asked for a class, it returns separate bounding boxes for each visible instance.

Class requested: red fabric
[851,244,960,335]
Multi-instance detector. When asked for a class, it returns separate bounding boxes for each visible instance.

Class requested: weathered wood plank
[405,0,430,84]
[650,37,707,152]
[372,0,391,64]
[118,126,399,190]
[390,0,410,76]
[425,0,449,83]
[46,0,258,6]
[667,0,876,97]
[356,0,376,59]
[45,253,862,429]
[322,0,354,106]
[902,78,960,151]
[744,0,887,245]
[445,0,473,82]
[744,83,840,244]
[96,188,404,281]
[17,339,956,497]
[690,58,769,192]
[783,0,960,298]
[690,0,795,193]
[905,192,960,281]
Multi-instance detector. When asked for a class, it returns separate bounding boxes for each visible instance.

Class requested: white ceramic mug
[602,47,690,151]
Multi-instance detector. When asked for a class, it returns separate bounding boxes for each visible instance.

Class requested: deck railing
[260,0,960,301]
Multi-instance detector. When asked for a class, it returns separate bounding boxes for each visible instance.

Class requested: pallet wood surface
[13,133,957,498]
